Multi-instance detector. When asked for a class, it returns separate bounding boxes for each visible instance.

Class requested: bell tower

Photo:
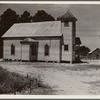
[57,10,77,63]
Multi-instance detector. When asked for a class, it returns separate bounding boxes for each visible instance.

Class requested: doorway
[30,43,38,61]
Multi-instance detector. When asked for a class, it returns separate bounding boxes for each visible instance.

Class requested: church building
[2,11,77,63]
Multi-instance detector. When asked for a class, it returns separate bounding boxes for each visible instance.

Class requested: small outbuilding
[88,48,100,59]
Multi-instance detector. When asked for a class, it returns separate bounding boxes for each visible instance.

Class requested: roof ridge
[14,20,60,25]
[88,48,100,54]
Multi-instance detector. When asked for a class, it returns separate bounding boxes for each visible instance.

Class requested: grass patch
[0,66,53,94]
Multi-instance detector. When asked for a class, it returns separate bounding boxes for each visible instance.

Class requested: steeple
[58,10,77,63]
[57,10,77,22]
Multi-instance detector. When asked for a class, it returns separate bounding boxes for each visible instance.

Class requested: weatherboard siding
[3,38,61,62]
[61,22,73,62]
[3,39,22,60]
[61,22,76,62]
[38,39,60,62]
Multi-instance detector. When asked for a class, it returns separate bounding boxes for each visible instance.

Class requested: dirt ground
[0,60,100,95]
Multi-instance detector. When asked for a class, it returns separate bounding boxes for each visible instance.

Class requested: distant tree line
[0,8,55,58]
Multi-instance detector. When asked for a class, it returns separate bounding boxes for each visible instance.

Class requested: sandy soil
[0,61,100,95]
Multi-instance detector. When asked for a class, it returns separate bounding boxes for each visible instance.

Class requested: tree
[0,8,19,32]
[75,37,90,61]
[33,10,55,22]
[0,21,3,58]
[20,11,32,23]
[75,45,90,62]
[78,46,90,56]
[0,8,19,58]
[76,46,90,57]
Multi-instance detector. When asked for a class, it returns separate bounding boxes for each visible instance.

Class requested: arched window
[11,44,15,55]
[44,44,49,56]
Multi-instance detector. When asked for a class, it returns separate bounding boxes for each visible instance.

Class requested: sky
[0,3,100,50]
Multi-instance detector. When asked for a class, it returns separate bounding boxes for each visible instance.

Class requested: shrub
[0,66,47,94]
[0,67,30,94]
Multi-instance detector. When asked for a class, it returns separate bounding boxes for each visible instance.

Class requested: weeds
[0,66,48,94]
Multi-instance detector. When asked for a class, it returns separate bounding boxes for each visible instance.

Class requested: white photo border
[0,1,100,99]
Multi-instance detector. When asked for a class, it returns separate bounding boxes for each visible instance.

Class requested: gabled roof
[2,21,62,38]
[57,10,77,22]
[88,48,100,55]
[20,38,37,43]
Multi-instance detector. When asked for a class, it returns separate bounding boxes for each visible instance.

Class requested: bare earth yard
[0,60,100,95]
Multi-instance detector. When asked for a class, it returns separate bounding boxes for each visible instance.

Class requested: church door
[30,43,38,61]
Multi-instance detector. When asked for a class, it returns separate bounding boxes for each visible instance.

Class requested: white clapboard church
[2,11,77,63]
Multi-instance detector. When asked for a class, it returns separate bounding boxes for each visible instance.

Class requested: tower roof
[57,10,77,22]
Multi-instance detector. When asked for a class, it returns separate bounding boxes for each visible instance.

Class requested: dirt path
[0,62,100,95]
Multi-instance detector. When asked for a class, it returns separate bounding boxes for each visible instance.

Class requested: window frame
[11,44,15,55]
[64,45,69,51]
[44,44,49,56]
